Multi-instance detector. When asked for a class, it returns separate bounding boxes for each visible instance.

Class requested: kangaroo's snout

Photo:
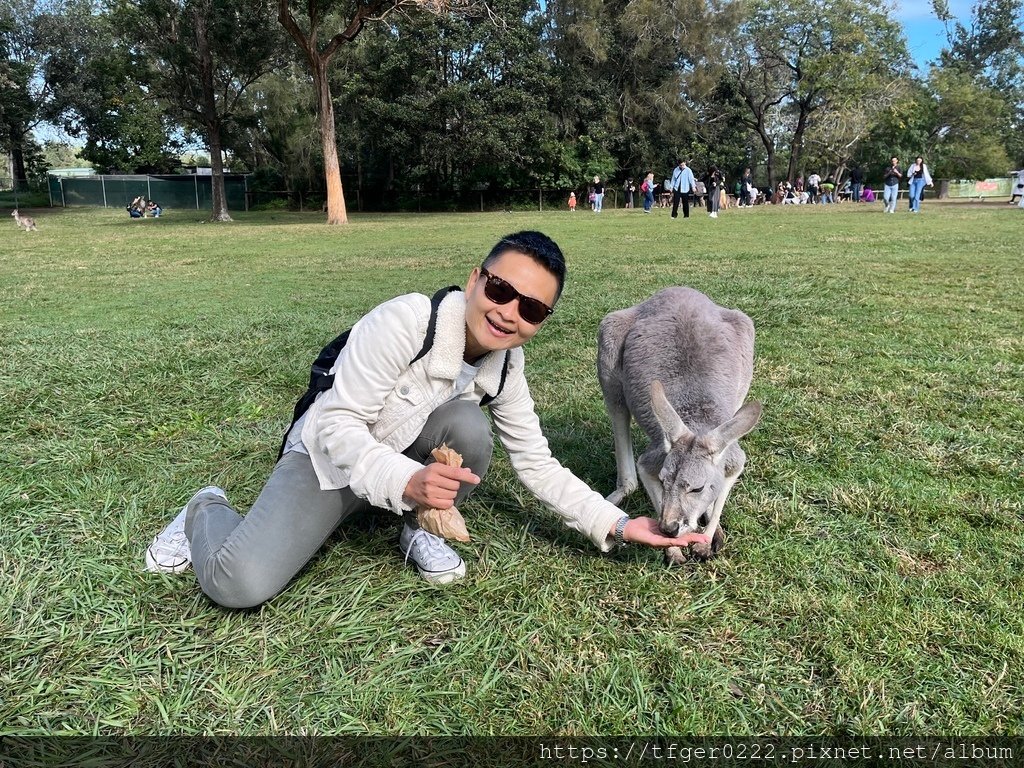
[659,518,680,537]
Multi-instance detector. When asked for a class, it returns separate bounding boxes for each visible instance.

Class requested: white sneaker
[710,212,718,218]
[399,523,466,584]
[144,486,227,573]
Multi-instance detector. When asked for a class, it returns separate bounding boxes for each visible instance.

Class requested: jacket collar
[427,289,508,396]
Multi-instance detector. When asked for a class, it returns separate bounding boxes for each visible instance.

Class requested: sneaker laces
[150,527,189,559]
[164,530,188,548]
[403,528,447,566]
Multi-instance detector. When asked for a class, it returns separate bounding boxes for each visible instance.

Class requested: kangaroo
[11,209,38,231]
[597,287,762,561]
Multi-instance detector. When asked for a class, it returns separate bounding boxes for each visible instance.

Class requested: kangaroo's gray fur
[597,287,762,561]
[11,209,37,231]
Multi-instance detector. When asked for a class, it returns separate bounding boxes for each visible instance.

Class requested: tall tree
[932,0,1024,164]
[114,0,283,220]
[278,0,471,224]
[724,31,789,185]
[730,0,907,183]
[540,0,740,180]
[0,0,48,182]
[925,66,1010,177]
[344,0,559,200]
[233,66,322,205]
[41,1,181,173]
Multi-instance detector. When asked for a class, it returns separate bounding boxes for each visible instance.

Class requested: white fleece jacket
[301,290,623,551]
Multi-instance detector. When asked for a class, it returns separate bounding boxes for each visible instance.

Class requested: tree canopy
[8,0,1021,212]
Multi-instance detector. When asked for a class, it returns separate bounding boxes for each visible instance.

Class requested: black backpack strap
[277,328,352,459]
[278,286,461,461]
[410,285,461,364]
[480,351,510,407]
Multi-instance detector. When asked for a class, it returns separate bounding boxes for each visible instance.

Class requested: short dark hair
[483,231,566,300]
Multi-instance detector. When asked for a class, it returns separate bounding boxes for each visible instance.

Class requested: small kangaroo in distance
[597,287,762,562]
[11,209,38,231]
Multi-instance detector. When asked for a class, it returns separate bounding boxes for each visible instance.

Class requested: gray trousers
[184,400,493,608]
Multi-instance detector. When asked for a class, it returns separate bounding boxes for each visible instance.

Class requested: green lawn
[1,203,1021,736]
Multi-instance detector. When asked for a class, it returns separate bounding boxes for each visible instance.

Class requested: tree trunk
[194,1,232,222]
[314,60,347,224]
[11,141,27,185]
[765,146,776,188]
[787,105,810,181]
[747,115,777,187]
[278,0,376,225]
[208,120,232,221]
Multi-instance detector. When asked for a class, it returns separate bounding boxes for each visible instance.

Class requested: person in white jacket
[906,156,933,212]
[145,231,708,605]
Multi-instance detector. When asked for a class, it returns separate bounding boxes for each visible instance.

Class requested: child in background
[568,191,576,212]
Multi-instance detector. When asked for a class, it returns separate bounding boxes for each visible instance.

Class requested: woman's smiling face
[463,250,559,361]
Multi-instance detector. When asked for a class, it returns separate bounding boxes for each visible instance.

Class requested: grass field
[1,202,1022,737]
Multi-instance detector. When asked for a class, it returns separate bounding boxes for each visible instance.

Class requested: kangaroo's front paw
[690,540,713,560]
[711,526,725,554]
[664,545,689,566]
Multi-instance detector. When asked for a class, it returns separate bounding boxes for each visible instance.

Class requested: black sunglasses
[479,268,554,325]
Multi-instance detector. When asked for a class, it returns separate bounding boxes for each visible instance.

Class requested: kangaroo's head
[650,380,762,536]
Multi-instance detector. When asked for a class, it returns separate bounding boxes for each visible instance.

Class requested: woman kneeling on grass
[145,231,707,607]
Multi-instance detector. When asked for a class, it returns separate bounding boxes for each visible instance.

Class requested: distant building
[47,167,97,178]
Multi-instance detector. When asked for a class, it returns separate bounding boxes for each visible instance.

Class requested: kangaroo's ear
[651,380,694,451]
[706,401,762,459]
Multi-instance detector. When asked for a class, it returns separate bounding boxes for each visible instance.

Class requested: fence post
[194,175,199,210]
[538,188,542,211]
[60,179,66,208]
[101,176,107,208]
[147,177,151,202]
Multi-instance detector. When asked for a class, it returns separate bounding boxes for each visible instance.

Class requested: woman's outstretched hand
[405,463,479,510]
[616,516,710,549]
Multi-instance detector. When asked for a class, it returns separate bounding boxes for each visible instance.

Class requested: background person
[706,166,722,218]
[669,160,695,219]
[882,156,902,213]
[820,176,836,204]
[1009,168,1024,205]
[806,172,820,204]
[906,156,933,212]
[740,168,753,207]
[641,172,657,213]
[849,166,864,202]
[144,231,709,606]
[591,176,605,213]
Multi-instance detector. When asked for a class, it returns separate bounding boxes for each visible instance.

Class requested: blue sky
[893,0,972,72]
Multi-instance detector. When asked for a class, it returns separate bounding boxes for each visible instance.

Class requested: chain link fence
[6,173,657,213]
[0,177,50,209]
[46,174,250,210]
